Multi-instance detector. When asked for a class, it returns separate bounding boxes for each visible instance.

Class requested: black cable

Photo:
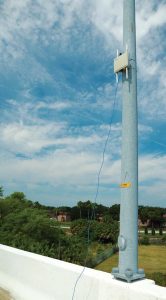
[71,81,119,300]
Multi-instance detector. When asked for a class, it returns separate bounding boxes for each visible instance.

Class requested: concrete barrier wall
[0,245,165,300]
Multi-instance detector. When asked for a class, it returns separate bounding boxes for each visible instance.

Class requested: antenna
[114,48,129,81]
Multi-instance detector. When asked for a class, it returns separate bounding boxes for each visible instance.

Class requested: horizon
[0,0,165,208]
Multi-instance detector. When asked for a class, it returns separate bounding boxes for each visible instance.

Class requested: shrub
[140,236,150,245]
[161,235,166,243]
[147,273,166,287]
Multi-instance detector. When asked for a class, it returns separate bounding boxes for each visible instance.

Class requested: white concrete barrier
[0,244,165,300]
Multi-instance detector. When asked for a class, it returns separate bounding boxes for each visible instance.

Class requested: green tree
[71,219,89,238]
[10,192,26,201]
[0,192,90,265]
[94,222,119,244]
[139,206,149,224]
[85,200,92,220]
[147,208,164,232]
[77,201,83,219]
[70,206,80,220]
[139,206,165,230]
[109,204,120,221]
[91,202,97,220]
[71,218,119,244]
[0,186,3,198]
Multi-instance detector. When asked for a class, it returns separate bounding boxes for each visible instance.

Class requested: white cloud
[0,122,65,155]
[91,0,123,46]
[139,154,166,183]
[138,124,153,134]
[136,1,166,40]
[34,101,71,111]
[139,153,166,205]
[0,149,165,204]
[0,120,122,156]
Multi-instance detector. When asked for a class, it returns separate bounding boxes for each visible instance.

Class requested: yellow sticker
[120,182,131,188]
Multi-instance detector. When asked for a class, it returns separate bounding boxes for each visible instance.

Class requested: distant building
[138,219,150,227]
[163,214,166,227]
[56,212,71,222]
[96,214,103,222]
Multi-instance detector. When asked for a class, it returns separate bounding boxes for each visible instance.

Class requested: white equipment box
[114,51,129,73]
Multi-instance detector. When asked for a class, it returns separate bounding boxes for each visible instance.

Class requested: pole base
[112,267,145,283]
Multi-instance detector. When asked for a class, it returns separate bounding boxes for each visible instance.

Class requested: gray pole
[112,0,145,282]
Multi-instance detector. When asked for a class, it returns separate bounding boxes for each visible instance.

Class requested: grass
[95,245,166,274]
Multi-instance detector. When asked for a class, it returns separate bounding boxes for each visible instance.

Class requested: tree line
[0,186,165,266]
[43,199,166,230]
[0,188,119,265]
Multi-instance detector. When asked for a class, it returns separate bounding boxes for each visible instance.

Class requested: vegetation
[0,190,119,266]
[147,273,166,287]
[0,186,165,284]
[140,236,150,245]
[71,218,119,244]
[0,192,87,265]
[0,186,3,199]
[139,206,165,230]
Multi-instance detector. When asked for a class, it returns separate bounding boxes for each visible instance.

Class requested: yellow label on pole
[120,182,131,188]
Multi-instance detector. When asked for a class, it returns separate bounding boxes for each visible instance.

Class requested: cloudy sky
[0,0,165,207]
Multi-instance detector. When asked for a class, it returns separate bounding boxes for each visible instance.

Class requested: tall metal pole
[112,0,145,282]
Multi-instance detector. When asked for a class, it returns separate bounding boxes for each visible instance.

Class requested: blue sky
[0,0,165,207]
